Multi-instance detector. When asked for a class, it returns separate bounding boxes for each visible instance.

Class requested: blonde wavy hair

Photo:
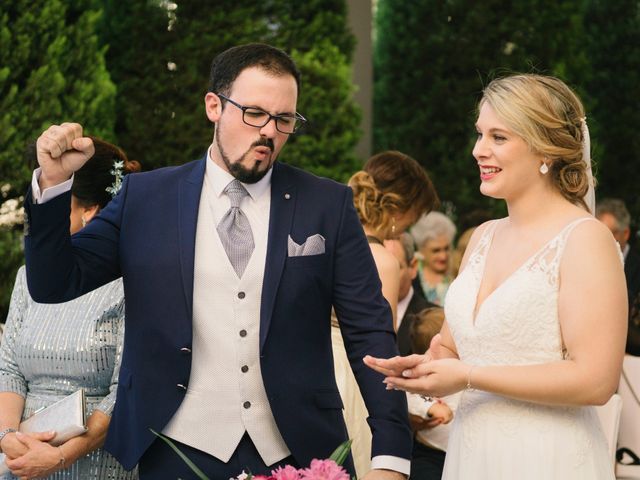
[481,74,593,211]
[349,150,439,238]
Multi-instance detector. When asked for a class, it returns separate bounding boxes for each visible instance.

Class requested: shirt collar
[397,286,414,325]
[206,144,272,201]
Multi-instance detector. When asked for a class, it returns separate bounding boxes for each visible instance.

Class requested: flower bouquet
[150,429,353,480]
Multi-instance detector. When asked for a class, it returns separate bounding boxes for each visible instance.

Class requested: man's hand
[362,469,407,480]
[36,123,94,189]
[363,353,427,378]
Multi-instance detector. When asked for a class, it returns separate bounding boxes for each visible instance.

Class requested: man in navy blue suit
[24,44,411,479]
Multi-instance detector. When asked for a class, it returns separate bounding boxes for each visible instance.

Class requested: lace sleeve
[0,267,29,396]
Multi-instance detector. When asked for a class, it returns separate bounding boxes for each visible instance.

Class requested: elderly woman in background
[411,211,457,305]
[0,138,140,479]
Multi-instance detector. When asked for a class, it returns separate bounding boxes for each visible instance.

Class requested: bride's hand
[363,333,458,378]
[363,353,427,377]
[382,358,470,398]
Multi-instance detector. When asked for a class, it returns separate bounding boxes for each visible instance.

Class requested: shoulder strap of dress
[461,219,502,274]
[548,216,599,271]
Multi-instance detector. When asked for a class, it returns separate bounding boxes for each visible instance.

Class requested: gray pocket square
[288,234,325,257]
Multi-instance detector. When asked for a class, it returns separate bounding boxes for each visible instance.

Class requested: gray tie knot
[224,180,249,208]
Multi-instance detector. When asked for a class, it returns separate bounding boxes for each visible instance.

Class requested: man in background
[385,233,435,355]
[597,198,640,354]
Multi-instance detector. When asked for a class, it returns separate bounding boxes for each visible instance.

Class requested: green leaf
[328,439,352,466]
[149,429,210,480]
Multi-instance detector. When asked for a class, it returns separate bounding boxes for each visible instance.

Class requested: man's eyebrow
[246,104,296,116]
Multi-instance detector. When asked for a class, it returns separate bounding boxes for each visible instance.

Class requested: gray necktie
[217,180,255,277]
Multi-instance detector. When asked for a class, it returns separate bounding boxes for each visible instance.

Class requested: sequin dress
[0,267,137,479]
[442,218,614,479]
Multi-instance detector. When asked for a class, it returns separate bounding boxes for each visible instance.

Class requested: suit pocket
[286,253,328,269]
[314,389,344,409]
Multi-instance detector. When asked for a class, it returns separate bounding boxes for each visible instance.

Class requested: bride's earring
[539,162,549,175]
[81,216,87,228]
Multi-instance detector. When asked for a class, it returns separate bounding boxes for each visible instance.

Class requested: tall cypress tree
[266,1,361,181]
[374,0,587,219]
[584,0,640,223]
[98,0,179,169]
[0,0,115,187]
[99,0,361,181]
[0,0,115,321]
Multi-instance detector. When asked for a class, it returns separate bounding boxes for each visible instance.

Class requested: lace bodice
[446,217,594,366]
[441,217,617,479]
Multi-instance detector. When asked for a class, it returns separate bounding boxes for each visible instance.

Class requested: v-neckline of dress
[469,217,589,327]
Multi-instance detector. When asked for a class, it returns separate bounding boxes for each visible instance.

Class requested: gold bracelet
[58,446,66,468]
[466,365,476,390]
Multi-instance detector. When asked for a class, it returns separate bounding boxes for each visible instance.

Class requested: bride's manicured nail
[402,369,412,377]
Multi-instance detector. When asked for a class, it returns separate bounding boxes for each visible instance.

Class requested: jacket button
[243,401,251,409]
[241,365,249,373]
[180,347,192,354]
[177,383,187,391]
[237,291,246,299]
[239,329,247,337]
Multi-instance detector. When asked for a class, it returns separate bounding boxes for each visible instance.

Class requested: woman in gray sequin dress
[0,137,140,479]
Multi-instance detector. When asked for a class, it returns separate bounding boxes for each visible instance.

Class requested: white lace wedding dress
[442,217,615,480]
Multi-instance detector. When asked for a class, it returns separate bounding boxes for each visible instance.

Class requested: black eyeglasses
[217,93,307,134]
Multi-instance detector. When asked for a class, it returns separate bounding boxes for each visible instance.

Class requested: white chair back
[596,393,623,467]
[617,354,640,479]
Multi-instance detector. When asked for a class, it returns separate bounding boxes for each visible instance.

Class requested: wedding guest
[411,212,456,305]
[384,234,435,356]
[366,74,627,479]
[23,44,413,480]
[0,138,140,479]
[331,151,438,476]
[596,198,640,355]
[406,307,459,480]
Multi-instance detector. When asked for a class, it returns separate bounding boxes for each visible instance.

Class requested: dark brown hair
[410,307,445,355]
[349,150,439,237]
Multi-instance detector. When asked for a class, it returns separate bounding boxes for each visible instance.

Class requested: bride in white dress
[365,74,627,480]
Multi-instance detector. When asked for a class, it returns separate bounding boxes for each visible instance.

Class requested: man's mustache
[252,138,274,151]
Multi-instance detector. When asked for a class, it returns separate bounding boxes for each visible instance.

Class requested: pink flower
[271,465,302,480]
[299,459,350,480]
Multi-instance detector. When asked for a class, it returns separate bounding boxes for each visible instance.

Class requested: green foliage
[584,0,640,222]
[374,0,587,222]
[263,0,355,57]
[281,42,362,182]
[98,0,361,181]
[0,228,24,322]
[0,0,115,189]
[0,0,115,323]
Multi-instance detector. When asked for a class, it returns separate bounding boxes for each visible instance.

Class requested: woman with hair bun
[332,150,438,477]
[366,74,627,479]
[0,138,140,479]
[349,150,438,326]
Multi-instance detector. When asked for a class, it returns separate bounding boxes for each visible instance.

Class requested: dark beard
[216,133,275,184]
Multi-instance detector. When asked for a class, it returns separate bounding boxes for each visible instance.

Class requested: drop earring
[81,216,87,228]
[539,162,549,175]
[391,217,397,235]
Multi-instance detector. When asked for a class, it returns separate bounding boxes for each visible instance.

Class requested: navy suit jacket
[24,158,412,470]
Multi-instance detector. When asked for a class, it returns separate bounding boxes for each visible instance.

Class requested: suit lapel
[260,162,296,352]
[178,156,207,323]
